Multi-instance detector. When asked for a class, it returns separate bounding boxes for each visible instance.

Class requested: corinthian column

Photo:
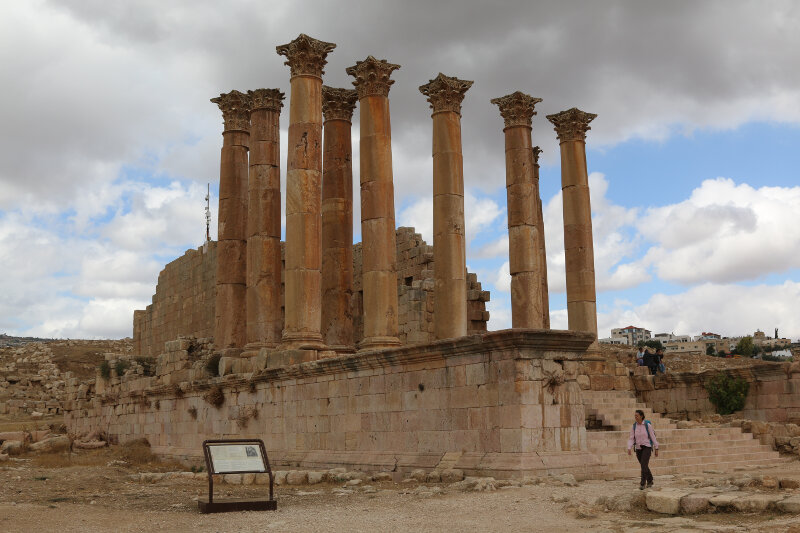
[346,56,401,350]
[276,34,336,349]
[546,108,598,336]
[243,88,284,355]
[321,86,358,350]
[211,90,250,352]
[490,91,546,329]
[420,73,473,340]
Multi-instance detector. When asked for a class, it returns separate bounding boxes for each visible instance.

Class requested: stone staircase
[583,390,785,479]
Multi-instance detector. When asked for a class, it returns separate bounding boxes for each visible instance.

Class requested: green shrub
[114,359,131,377]
[705,372,749,415]
[205,353,222,377]
[99,360,111,380]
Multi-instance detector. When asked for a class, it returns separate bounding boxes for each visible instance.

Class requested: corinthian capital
[546,108,597,143]
[322,86,358,122]
[419,73,473,116]
[490,91,543,128]
[210,90,251,132]
[346,56,401,99]
[533,146,542,164]
[247,88,284,112]
[276,33,336,78]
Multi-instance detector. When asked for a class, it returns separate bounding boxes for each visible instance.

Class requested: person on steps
[627,409,659,489]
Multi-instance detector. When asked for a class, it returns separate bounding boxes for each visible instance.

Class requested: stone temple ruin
[64,34,786,480]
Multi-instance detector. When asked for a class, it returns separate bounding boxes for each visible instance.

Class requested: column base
[280,330,327,350]
[326,344,357,355]
[358,336,402,352]
[218,347,243,358]
[240,342,278,359]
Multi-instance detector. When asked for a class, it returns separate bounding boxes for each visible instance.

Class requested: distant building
[611,326,651,346]
[652,332,691,345]
[599,337,628,345]
[752,329,791,349]
[695,332,721,340]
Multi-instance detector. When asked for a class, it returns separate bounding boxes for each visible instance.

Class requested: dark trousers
[635,446,653,485]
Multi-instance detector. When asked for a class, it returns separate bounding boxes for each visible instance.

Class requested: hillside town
[601,326,797,358]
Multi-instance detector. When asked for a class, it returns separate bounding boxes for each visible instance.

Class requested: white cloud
[636,178,800,284]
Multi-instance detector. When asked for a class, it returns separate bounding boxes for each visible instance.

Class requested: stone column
[211,90,250,352]
[546,108,598,336]
[420,73,473,340]
[533,146,551,329]
[276,34,336,349]
[491,91,546,329]
[242,89,284,355]
[321,86,358,351]
[346,56,401,350]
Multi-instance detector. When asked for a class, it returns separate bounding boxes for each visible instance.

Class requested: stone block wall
[134,227,490,355]
[65,330,601,479]
[632,363,800,423]
[134,243,217,356]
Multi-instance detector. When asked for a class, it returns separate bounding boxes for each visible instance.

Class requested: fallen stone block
[307,471,324,484]
[0,431,28,443]
[223,474,242,485]
[680,493,712,514]
[371,472,392,482]
[286,470,308,485]
[30,435,71,453]
[732,493,782,512]
[646,489,689,515]
[409,469,427,482]
[440,469,464,483]
[0,440,25,455]
[241,473,255,485]
[74,440,106,450]
[0,453,8,462]
[273,470,288,485]
[709,492,741,509]
[777,495,800,513]
[780,478,800,489]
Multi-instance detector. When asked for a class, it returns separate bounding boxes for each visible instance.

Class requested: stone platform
[65,329,606,480]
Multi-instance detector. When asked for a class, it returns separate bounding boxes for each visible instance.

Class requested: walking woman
[627,409,659,489]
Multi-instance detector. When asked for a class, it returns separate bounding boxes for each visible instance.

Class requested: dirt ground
[3,445,800,533]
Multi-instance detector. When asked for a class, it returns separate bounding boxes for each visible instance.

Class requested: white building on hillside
[611,326,651,346]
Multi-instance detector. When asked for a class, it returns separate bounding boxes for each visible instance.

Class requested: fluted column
[211,90,250,352]
[420,73,472,340]
[243,89,284,355]
[346,56,401,350]
[321,86,358,350]
[491,91,546,329]
[546,108,598,336]
[533,146,551,329]
[276,34,336,349]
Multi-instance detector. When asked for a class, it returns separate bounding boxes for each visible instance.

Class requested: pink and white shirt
[627,421,659,450]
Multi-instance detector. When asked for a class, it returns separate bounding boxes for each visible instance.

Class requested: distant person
[627,409,659,489]
[636,347,645,366]
[643,349,658,375]
[656,348,666,374]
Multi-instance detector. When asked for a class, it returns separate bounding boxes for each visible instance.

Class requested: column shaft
[277,34,336,349]
[547,108,598,336]
[245,89,284,353]
[347,56,402,350]
[211,91,250,351]
[321,87,357,350]
[533,149,551,329]
[432,111,467,339]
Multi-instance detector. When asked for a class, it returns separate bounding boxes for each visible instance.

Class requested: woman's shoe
[646,481,654,488]
[639,484,645,490]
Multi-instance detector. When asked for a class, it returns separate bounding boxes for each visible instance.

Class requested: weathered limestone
[211,91,250,352]
[321,87,358,350]
[276,34,336,349]
[491,92,548,329]
[546,108,598,336]
[533,147,550,329]
[347,56,401,350]
[420,74,472,340]
[243,89,285,355]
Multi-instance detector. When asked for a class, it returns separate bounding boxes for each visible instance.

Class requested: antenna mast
[205,183,211,242]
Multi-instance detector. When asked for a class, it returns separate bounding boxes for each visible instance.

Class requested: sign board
[198,439,276,513]
[207,443,266,473]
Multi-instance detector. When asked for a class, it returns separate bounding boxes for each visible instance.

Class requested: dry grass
[30,439,186,471]
[0,415,53,433]
[203,386,225,408]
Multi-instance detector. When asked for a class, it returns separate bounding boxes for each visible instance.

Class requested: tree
[643,340,663,350]
[706,344,715,356]
[705,373,749,415]
[735,336,755,358]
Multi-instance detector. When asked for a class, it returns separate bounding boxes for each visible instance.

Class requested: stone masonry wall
[66,331,600,479]
[134,227,490,356]
[632,362,800,423]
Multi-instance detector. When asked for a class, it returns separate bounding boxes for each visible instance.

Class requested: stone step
[596,457,787,479]
[592,445,779,464]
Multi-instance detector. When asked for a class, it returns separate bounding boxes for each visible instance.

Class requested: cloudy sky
[1,0,799,341]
